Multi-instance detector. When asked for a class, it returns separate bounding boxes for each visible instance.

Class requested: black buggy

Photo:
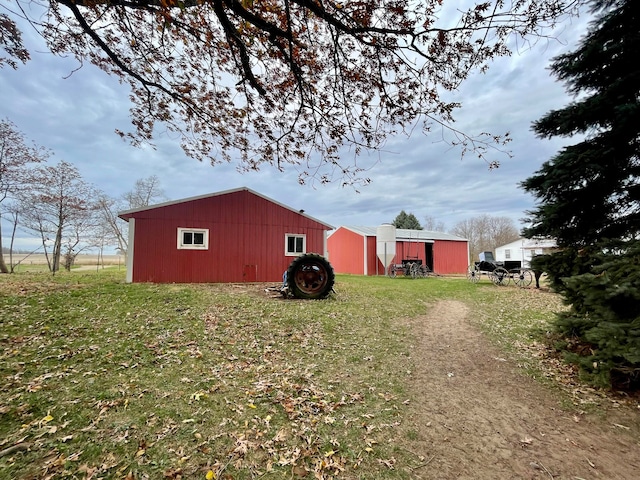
[466,251,533,287]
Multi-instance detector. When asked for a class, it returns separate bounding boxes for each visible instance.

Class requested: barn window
[285,234,306,256]
[177,228,209,250]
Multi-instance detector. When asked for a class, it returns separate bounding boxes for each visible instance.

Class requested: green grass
[0,271,565,479]
[6,263,51,273]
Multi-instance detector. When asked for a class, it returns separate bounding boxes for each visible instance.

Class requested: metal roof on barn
[335,226,467,242]
[118,186,333,229]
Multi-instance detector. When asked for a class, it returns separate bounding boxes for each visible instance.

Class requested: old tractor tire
[286,253,335,299]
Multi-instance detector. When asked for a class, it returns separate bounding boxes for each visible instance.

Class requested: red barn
[327,226,469,276]
[118,187,333,283]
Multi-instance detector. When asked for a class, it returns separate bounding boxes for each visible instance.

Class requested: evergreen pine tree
[392,211,423,230]
[521,0,640,389]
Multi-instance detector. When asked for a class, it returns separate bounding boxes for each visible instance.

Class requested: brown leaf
[520,436,533,445]
[77,464,98,480]
[292,464,309,477]
[164,467,183,478]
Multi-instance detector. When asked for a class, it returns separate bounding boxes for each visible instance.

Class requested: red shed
[118,187,333,283]
[327,226,469,276]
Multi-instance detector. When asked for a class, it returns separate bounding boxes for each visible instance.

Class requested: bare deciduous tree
[19,160,98,273]
[96,194,128,255]
[423,215,445,232]
[123,175,167,210]
[451,214,520,263]
[0,118,49,273]
[97,175,166,255]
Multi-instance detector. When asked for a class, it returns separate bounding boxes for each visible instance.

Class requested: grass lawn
[1,271,568,479]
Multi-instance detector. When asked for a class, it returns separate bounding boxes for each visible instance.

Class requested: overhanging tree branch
[4,0,588,185]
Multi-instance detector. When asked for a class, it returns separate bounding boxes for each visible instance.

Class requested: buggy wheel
[286,253,335,299]
[467,264,480,283]
[388,265,397,278]
[410,263,419,279]
[513,269,533,288]
[491,267,510,286]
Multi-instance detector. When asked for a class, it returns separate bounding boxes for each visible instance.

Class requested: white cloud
[1,8,593,251]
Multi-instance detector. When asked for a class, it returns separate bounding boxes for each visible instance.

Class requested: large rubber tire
[286,253,335,299]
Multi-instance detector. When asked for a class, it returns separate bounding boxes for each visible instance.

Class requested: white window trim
[177,227,209,250]
[285,233,306,256]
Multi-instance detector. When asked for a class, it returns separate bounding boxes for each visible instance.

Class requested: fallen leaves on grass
[1,277,412,479]
[473,287,640,409]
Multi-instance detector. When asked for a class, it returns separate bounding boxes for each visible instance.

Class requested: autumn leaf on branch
[0,12,30,68]
[7,1,585,184]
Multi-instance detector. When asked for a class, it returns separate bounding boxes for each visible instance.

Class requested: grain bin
[376,224,396,274]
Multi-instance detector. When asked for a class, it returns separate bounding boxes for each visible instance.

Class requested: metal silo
[376,224,396,275]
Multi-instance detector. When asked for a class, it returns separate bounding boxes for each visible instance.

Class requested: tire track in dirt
[399,300,640,479]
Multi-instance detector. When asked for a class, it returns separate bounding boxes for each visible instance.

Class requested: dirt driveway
[400,300,640,480]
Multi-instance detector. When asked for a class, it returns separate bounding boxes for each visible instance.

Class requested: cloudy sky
[1,5,593,251]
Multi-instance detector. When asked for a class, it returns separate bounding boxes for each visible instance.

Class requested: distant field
[7,253,125,267]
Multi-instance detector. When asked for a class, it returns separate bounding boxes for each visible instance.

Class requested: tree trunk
[52,224,63,273]
[8,211,18,273]
[0,217,8,273]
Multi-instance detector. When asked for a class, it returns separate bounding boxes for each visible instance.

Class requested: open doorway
[424,243,434,271]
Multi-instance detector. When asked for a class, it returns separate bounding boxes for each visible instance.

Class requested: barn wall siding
[128,189,330,283]
[367,236,382,275]
[433,240,468,274]
[396,241,426,264]
[327,228,365,275]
